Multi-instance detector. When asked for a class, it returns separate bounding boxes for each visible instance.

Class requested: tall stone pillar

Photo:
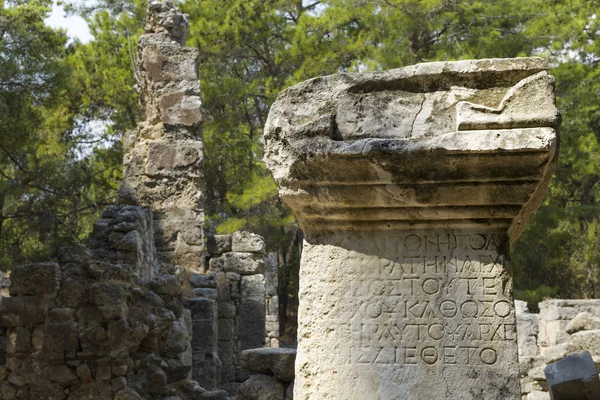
[264,58,560,399]
[119,0,205,275]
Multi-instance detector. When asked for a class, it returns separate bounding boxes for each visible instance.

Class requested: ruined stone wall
[197,232,268,394]
[0,206,213,399]
[517,299,600,400]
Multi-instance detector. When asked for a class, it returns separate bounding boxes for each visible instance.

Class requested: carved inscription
[343,232,513,367]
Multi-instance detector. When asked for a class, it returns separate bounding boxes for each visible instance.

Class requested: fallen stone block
[239,348,296,382]
[544,351,600,400]
[565,312,600,334]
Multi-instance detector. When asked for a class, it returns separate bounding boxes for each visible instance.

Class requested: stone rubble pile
[517,299,600,400]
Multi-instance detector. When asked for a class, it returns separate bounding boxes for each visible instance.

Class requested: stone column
[264,58,560,399]
[118,0,205,275]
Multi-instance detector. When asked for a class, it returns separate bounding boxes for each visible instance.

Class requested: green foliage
[0,0,130,268]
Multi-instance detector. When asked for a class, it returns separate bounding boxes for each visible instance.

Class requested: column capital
[264,57,559,242]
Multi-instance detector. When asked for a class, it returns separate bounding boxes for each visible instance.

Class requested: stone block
[238,275,266,351]
[57,275,89,309]
[217,281,231,301]
[153,208,204,250]
[565,312,600,334]
[222,253,266,275]
[265,253,279,297]
[47,365,77,384]
[520,335,539,358]
[568,329,600,355]
[190,273,217,288]
[236,374,284,400]
[192,319,217,352]
[544,351,600,399]
[208,257,224,272]
[151,274,182,296]
[239,348,296,382]
[146,141,203,176]
[161,94,202,126]
[112,360,128,377]
[267,296,279,315]
[527,391,551,400]
[220,364,236,384]
[218,341,234,365]
[541,343,569,364]
[539,300,600,322]
[539,319,571,347]
[230,284,240,302]
[31,324,44,351]
[6,327,31,353]
[191,356,220,391]
[522,380,545,394]
[231,231,266,254]
[193,288,217,300]
[187,298,217,321]
[114,230,143,252]
[218,301,237,319]
[9,262,60,297]
[217,319,235,341]
[0,297,46,327]
[44,319,79,352]
[515,300,529,315]
[96,358,113,384]
[207,235,232,255]
[164,319,190,355]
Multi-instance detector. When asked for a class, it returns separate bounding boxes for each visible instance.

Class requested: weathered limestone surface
[119,0,205,276]
[264,58,560,399]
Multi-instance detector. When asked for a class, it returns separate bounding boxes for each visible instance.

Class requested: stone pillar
[265,252,280,348]
[118,0,205,275]
[264,58,560,399]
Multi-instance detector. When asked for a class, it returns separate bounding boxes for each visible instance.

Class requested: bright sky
[45,2,93,43]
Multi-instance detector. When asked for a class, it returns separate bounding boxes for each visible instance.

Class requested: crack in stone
[410,94,427,137]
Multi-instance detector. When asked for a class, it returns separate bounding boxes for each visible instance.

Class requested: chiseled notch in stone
[264,57,560,400]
